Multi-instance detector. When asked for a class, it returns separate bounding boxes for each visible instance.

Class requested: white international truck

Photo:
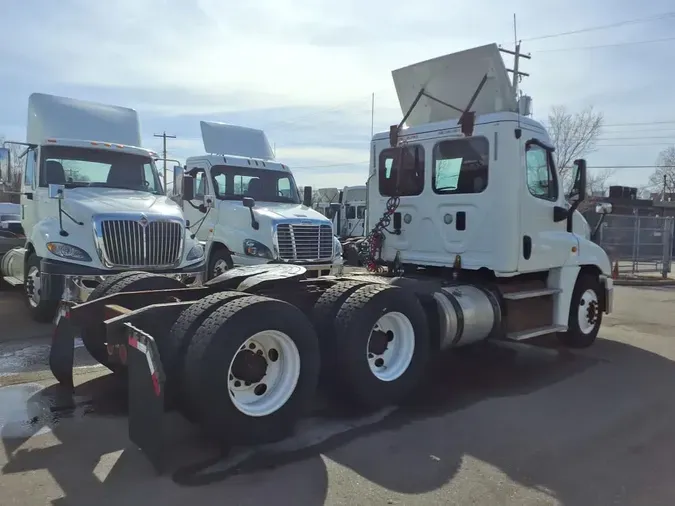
[0,93,205,333]
[48,43,613,472]
[180,121,344,280]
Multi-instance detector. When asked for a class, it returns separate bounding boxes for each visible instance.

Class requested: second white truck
[181,121,344,279]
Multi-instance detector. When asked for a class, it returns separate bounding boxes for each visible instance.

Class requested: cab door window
[24,149,36,188]
[525,143,558,201]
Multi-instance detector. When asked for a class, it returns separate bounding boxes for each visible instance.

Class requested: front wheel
[557,273,603,349]
[207,248,234,281]
[24,253,60,323]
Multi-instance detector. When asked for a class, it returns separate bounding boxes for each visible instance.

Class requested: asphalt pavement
[0,285,674,505]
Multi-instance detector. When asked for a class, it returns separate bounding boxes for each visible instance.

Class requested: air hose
[359,195,400,272]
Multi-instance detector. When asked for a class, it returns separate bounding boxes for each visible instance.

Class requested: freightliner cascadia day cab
[181,121,344,280]
[44,44,614,470]
[0,93,205,329]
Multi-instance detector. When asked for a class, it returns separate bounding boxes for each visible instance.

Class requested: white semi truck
[48,44,613,471]
[0,93,204,332]
[181,121,344,280]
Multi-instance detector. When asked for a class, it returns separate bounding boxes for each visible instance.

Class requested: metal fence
[594,214,674,278]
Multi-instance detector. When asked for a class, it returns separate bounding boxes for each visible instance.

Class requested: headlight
[333,236,343,258]
[46,242,92,262]
[243,239,273,259]
[187,244,205,261]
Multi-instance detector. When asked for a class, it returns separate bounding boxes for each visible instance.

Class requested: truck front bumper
[600,275,614,314]
[41,258,206,304]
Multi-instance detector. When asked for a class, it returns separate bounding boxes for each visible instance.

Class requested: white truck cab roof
[186,121,290,173]
[27,93,144,148]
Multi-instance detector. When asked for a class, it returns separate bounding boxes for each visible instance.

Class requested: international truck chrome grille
[275,223,333,261]
[94,216,183,268]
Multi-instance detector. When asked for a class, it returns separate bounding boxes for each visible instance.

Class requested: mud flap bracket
[50,303,76,390]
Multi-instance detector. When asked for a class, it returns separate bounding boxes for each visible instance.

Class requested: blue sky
[1,0,674,190]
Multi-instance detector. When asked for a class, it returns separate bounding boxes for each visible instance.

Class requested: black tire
[24,253,61,323]
[162,290,252,406]
[312,281,372,385]
[332,284,431,410]
[80,272,185,372]
[557,273,603,349]
[207,248,234,280]
[183,296,320,445]
[81,271,148,367]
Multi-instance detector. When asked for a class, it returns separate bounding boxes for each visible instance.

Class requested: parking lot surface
[0,285,674,505]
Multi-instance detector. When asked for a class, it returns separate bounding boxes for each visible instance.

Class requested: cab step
[502,288,560,300]
[2,276,23,286]
[506,325,567,341]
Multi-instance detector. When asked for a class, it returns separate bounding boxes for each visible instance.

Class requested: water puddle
[0,338,84,376]
[0,383,54,438]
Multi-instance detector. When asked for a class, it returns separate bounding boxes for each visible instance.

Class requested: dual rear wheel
[80,272,431,446]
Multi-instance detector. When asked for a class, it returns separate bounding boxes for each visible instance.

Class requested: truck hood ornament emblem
[138,215,149,227]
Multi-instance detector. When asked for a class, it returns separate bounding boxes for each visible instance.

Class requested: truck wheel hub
[366,312,416,382]
[230,349,268,384]
[227,330,301,417]
[578,289,600,334]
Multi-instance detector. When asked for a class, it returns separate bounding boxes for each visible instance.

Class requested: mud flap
[126,323,167,474]
[49,303,75,390]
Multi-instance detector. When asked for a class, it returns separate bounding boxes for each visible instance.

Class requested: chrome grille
[276,224,333,261]
[98,219,183,267]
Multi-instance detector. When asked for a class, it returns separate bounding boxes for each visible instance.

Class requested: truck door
[517,138,578,272]
[183,166,216,242]
[20,148,38,235]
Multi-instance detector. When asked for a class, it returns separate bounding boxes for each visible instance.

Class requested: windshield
[210,165,300,204]
[39,145,163,194]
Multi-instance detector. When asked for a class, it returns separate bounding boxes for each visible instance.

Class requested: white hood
[249,202,331,223]
[62,187,184,220]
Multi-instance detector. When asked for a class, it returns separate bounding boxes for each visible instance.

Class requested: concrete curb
[614,278,675,287]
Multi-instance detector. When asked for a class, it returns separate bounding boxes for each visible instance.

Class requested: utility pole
[499,14,531,101]
[154,131,176,185]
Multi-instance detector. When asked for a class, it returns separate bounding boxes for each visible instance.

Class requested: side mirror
[182,175,195,201]
[0,147,11,185]
[48,183,65,199]
[595,202,613,215]
[303,186,313,207]
[171,165,183,197]
[568,159,587,203]
[242,197,259,230]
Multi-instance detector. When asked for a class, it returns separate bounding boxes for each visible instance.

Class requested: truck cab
[182,121,343,280]
[0,93,204,322]
[341,185,367,238]
[366,43,613,342]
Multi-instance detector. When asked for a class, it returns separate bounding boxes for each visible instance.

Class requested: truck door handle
[23,192,33,200]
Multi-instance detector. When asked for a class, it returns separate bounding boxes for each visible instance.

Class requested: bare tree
[548,106,604,183]
[647,146,675,197]
[0,136,23,204]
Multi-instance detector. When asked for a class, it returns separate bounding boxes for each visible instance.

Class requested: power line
[537,35,675,53]
[521,11,675,42]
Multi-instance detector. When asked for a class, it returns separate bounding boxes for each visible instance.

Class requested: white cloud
[2,0,675,189]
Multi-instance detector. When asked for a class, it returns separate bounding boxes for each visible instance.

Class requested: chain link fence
[594,214,674,278]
